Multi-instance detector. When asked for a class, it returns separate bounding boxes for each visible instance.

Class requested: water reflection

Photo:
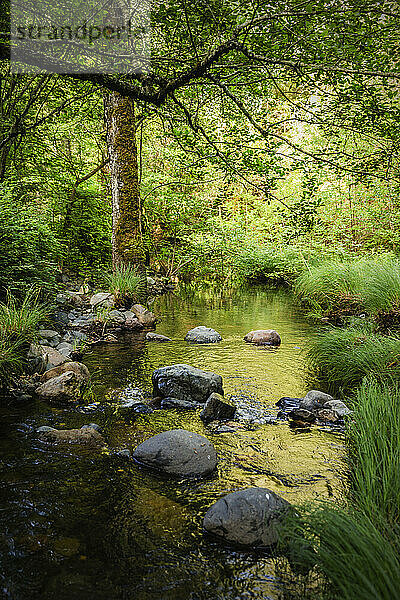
[0,286,344,599]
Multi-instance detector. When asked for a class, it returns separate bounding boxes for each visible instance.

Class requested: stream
[0,285,345,599]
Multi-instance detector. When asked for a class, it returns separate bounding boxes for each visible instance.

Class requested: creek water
[0,286,345,600]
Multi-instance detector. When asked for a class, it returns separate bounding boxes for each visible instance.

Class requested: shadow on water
[0,285,345,599]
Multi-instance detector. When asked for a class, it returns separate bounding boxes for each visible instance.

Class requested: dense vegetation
[2,1,400,598]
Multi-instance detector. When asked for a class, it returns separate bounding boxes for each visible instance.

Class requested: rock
[36,371,84,404]
[65,291,87,307]
[184,326,222,344]
[152,364,224,404]
[146,332,171,342]
[108,310,126,325]
[38,330,61,344]
[276,397,302,410]
[37,426,105,448]
[131,304,157,327]
[203,487,291,547]
[80,423,101,432]
[56,342,74,357]
[28,344,69,373]
[288,408,316,423]
[116,398,153,416]
[161,397,201,410]
[300,390,335,411]
[147,276,156,286]
[133,429,217,477]
[89,292,114,309]
[200,392,236,423]
[322,399,351,418]
[70,315,95,328]
[317,409,339,423]
[63,330,88,343]
[40,361,90,384]
[244,330,281,346]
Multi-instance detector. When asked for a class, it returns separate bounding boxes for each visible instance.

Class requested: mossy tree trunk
[104,91,145,270]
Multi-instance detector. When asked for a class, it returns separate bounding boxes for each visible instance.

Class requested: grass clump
[295,254,400,319]
[104,264,146,307]
[346,379,400,524]
[306,324,400,394]
[234,245,310,284]
[0,289,49,385]
[277,504,400,600]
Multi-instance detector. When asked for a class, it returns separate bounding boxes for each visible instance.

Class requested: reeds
[295,255,400,318]
[104,264,146,306]
[0,289,48,384]
[306,324,400,394]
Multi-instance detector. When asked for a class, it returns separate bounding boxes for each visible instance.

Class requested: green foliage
[278,504,400,600]
[296,255,400,318]
[346,379,400,524]
[306,324,400,395]
[104,264,146,306]
[0,185,61,298]
[234,245,311,283]
[0,289,49,384]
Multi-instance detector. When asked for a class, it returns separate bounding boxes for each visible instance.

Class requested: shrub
[0,189,61,299]
[306,324,400,394]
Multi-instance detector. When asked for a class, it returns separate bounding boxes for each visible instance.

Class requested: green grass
[306,324,400,394]
[277,504,400,600]
[295,254,400,318]
[104,264,146,306]
[346,379,400,524]
[0,289,49,385]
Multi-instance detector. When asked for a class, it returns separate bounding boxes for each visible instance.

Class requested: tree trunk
[104,91,145,270]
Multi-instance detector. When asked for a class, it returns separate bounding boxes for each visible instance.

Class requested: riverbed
[0,286,345,599]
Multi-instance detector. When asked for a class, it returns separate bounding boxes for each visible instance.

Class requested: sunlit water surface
[0,286,345,599]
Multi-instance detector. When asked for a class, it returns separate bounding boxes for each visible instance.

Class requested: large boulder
[131,304,157,327]
[200,393,236,423]
[37,425,105,448]
[152,364,224,404]
[184,326,222,344]
[243,330,281,346]
[203,487,291,548]
[28,344,69,373]
[40,361,90,384]
[132,429,217,477]
[299,390,335,411]
[36,371,84,404]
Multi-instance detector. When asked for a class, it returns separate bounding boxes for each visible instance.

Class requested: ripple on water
[0,286,345,600]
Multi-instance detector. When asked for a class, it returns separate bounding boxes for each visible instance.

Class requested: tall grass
[0,289,48,385]
[105,264,146,306]
[346,379,400,523]
[277,504,400,600]
[295,254,400,318]
[306,324,400,394]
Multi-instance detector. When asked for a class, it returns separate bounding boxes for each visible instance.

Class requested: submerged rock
[288,408,316,424]
[146,332,172,342]
[243,330,281,346]
[160,397,201,410]
[203,487,291,548]
[152,364,224,404]
[200,393,236,423]
[184,326,222,344]
[132,429,217,477]
[37,425,105,448]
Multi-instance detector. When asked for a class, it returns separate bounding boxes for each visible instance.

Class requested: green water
[0,286,345,599]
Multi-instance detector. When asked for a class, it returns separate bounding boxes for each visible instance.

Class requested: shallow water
[0,286,345,599]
